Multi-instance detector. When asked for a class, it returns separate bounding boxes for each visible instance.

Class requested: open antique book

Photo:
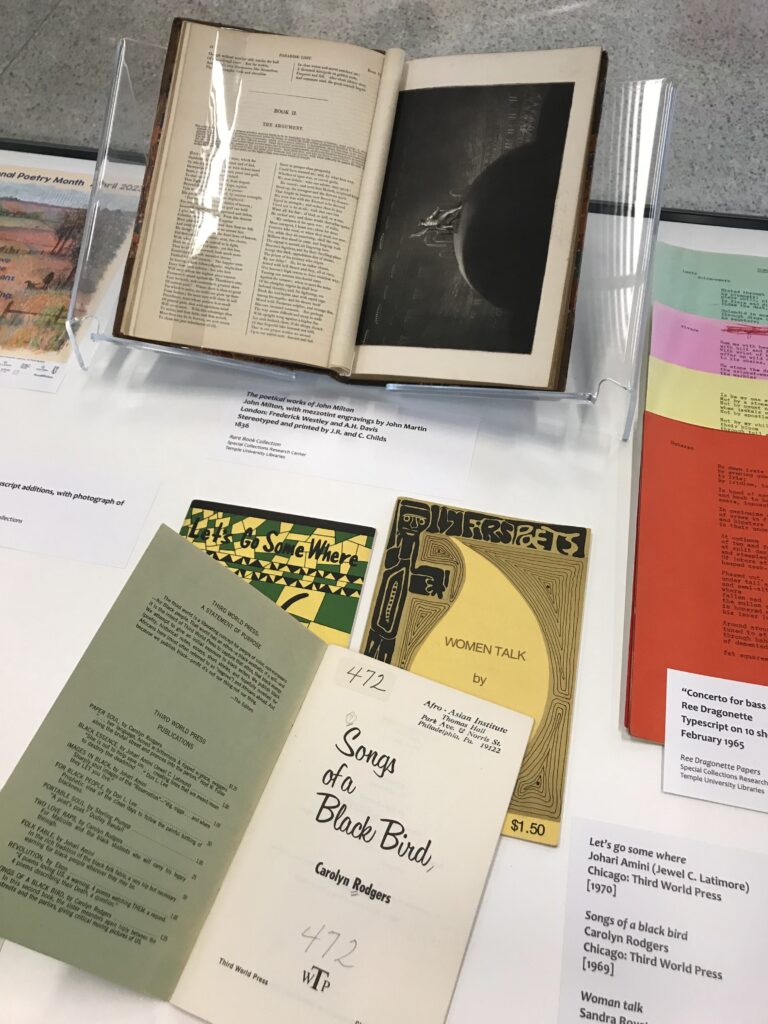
[0,527,532,1024]
[116,19,606,390]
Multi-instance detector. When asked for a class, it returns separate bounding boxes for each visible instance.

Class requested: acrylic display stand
[66,38,674,440]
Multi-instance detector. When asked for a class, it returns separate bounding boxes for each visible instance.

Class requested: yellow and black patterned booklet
[181,500,374,646]
[364,497,590,846]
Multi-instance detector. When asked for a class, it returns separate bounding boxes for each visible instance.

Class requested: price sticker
[503,811,558,845]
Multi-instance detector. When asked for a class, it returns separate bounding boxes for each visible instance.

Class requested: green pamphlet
[0,526,324,995]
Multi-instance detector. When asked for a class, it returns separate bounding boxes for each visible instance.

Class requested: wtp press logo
[303,964,331,992]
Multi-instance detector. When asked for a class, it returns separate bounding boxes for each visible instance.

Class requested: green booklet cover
[0,525,324,996]
[180,499,375,646]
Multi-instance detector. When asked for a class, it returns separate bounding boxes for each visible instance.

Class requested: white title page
[173,646,531,1024]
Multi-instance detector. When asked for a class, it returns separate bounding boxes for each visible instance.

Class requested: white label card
[558,819,768,1024]
[215,379,479,492]
[664,669,768,812]
[0,354,67,393]
[0,460,156,566]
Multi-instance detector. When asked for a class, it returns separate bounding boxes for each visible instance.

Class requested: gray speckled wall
[1,0,766,216]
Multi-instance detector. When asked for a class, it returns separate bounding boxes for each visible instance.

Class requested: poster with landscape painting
[0,160,139,390]
[0,168,92,364]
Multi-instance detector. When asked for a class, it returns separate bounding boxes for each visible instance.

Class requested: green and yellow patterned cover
[181,500,374,646]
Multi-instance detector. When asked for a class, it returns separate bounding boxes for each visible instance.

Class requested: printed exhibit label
[558,819,767,1023]
[0,459,156,566]
[664,668,768,812]
[216,379,478,492]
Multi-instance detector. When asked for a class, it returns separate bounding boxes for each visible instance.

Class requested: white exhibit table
[0,214,767,1022]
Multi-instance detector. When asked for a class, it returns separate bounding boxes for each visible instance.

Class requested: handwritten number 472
[302,924,357,967]
[346,666,386,692]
